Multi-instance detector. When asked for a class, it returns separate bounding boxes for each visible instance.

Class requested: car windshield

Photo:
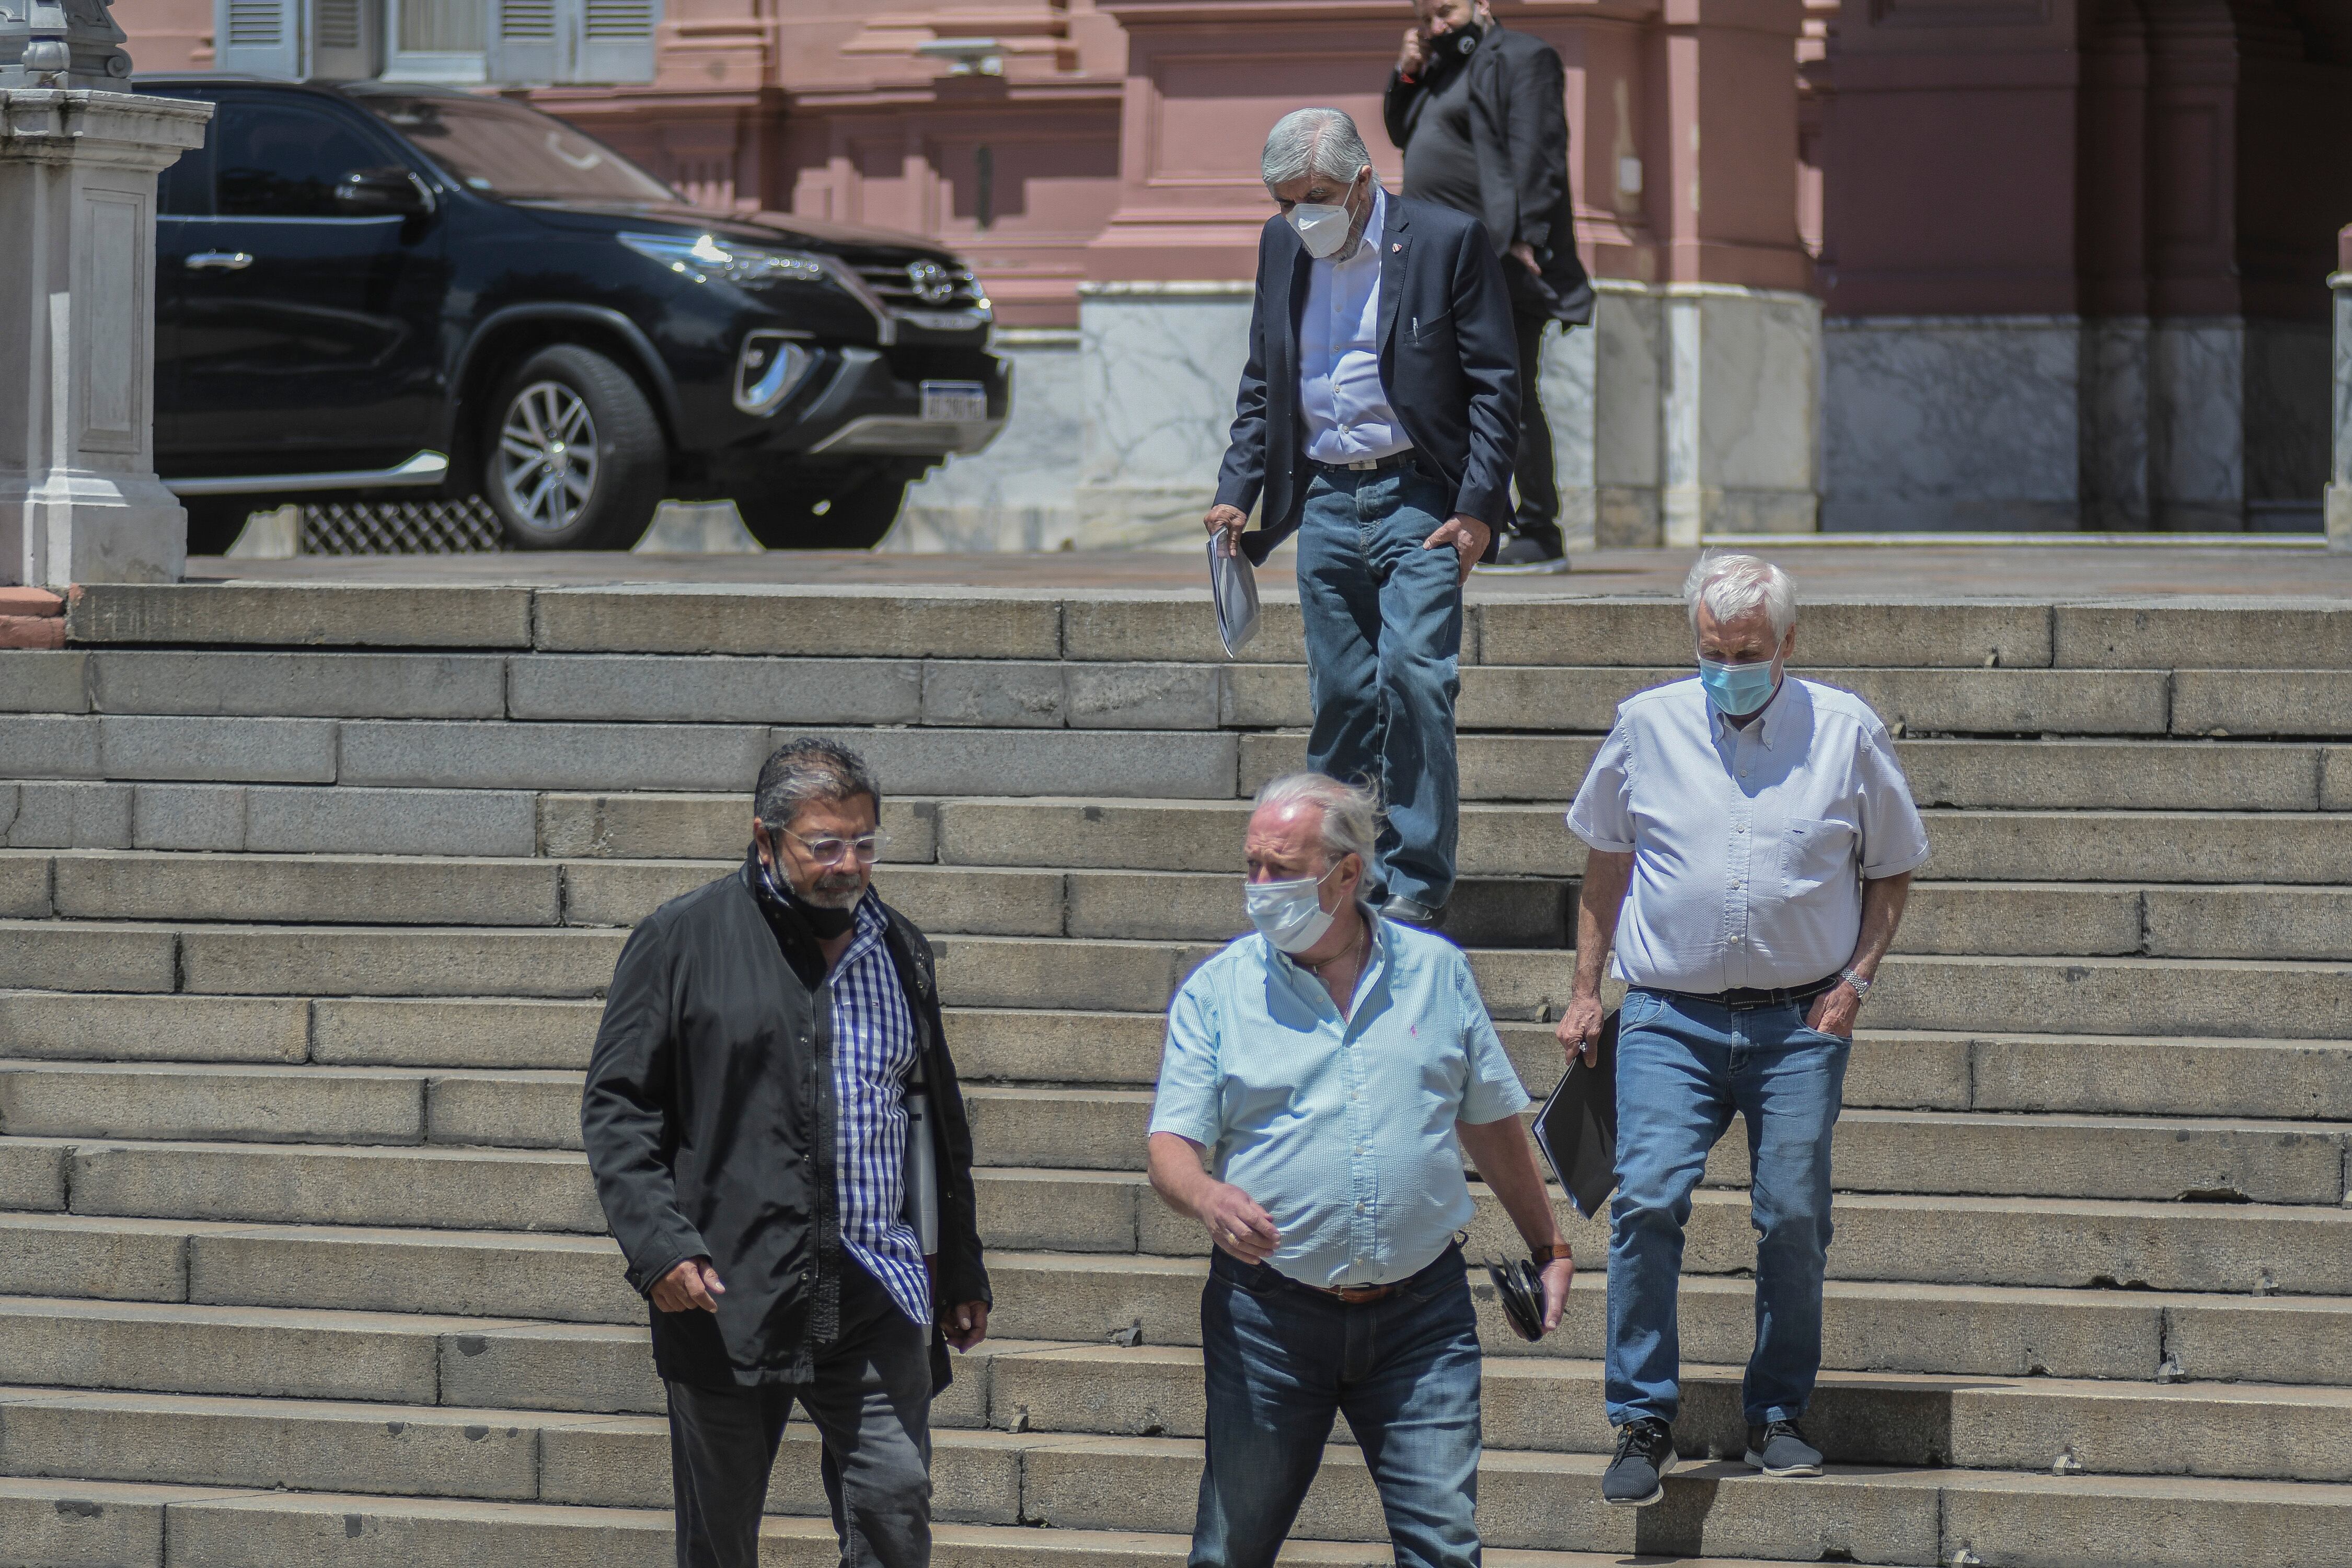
[357,92,677,203]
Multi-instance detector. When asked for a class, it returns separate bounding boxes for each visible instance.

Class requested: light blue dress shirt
[1566,675,1931,994]
[1149,910,1530,1288]
[1299,185,1411,465]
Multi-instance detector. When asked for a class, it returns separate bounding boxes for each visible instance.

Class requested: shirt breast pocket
[1780,816,1855,897]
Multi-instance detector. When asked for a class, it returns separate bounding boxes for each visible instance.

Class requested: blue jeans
[1296,460,1464,909]
[1605,988,1850,1429]
[1191,1245,1483,1568]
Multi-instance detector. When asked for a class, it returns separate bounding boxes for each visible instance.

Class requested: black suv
[135,77,1008,551]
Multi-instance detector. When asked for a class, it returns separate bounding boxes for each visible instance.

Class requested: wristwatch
[1530,1242,1574,1266]
[1839,967,1873,1001]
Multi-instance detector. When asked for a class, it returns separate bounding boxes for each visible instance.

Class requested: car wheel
[736,462,916,551]
[181,499,257,556]
[483,345,665,550]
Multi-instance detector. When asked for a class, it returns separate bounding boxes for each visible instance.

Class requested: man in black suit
[1387,0,1596,574]
[1203,107,1518,928]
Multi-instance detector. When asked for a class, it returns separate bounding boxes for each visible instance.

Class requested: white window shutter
[214,0,304,77]
[487,0,562,83]
[310,0,383,79]
[576,0,658,84]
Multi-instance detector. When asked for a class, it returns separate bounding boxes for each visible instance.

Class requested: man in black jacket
[583,736,990,1568]
[1203,107,1518,927]
[1387,0,1596,574]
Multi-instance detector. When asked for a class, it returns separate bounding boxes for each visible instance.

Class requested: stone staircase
[3,579,2351,1568]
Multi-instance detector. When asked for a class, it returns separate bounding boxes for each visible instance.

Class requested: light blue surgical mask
[1698,655,1779,717]
[1244,862,1342,953]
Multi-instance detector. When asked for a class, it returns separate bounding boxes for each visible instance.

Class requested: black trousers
[665,1260,933,1568]
[1510,303,1560,541]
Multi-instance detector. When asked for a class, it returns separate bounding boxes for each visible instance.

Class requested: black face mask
[1447,22,1483,57]
[751,839,858,940]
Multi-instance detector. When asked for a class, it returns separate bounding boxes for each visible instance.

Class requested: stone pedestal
[1,87,209,588]
[2331,262,2352,550]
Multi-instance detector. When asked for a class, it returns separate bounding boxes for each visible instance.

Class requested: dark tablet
[1532,1006,1619,1219]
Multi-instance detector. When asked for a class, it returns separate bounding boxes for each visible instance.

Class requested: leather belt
[1307,1281,1402,1304]
[1313,449,1415,475]
[1646,975,1841,1012]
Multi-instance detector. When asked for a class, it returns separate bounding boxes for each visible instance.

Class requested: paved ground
[189,539,2352,602]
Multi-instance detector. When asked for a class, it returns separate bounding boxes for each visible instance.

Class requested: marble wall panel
[1593,284,1663,547]
[1535,317,1598,550]
[2239,319,2330,521]
[2082,318,2151,531]
[895,333,1088,551]
[1821,317,2082,532]
[2332,283,2352,549]
[1070,285,1257,549]
[2147,321,2245,528]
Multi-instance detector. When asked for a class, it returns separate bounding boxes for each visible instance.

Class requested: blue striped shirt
[828,895,931,1327]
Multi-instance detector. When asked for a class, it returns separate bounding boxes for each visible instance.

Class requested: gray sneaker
[1602,1417,1675,1506]
[1745,1418,1824,1477]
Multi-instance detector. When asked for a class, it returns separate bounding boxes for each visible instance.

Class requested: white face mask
[1244,862,1344,953]
[1287,174,1364,260]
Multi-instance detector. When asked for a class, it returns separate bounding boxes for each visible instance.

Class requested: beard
[799,870,868,909]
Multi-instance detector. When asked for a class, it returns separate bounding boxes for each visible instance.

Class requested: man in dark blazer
[583,736,990,1568]
[1204,106,1518,927]
[1388,0,1596,573]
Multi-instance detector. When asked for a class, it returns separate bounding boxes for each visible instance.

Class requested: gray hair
[1261,108,1372,189]
[1684,552,1797,642]
[1252,771,1380,871]
[755,736,881,828]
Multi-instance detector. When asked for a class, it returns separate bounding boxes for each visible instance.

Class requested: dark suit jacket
[1213,194,1519,566]
[1384,24,1596,326]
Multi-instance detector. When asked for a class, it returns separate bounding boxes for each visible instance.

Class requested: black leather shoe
[1474,528,1568,575]
[1379,895,1444,928]
[1602,1417,1675,1506]
[1745,1418,1824,1477]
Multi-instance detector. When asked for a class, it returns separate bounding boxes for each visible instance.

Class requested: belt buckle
[1347,457,1378,471]
[1332,1282,1387,1303]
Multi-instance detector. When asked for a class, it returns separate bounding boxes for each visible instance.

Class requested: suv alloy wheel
[483,345,666,550]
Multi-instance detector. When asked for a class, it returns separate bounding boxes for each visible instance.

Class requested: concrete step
[5,1061,2338,1201]
[66,579,2352,673]
[0,1476,1790,1568]
[11,1214,2349,1389]
[0,1063,582,1150]
[16,988,2339,1125]
[17,848,2352,960]
[19,1130,2347,1294]
[0,921,628,998]
[12,1354,2352,1501]
[13,1417,2350,1567]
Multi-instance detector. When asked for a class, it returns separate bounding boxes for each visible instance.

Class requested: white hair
[1684,552,1797,641]
[1252,772,1380,870]
[1262,108,1371,189]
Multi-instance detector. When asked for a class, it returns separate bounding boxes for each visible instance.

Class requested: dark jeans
[1296,459,1464,908]
[1509,304,1559,543]
[1606,988,1850,1429]
[665,1260,932,1568]
[1190,1246,1483,1568]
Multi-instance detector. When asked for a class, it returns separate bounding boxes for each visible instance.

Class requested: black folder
[1532,1007,1619,1219]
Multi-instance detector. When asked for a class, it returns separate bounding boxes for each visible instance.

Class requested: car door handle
[185,251,255,271]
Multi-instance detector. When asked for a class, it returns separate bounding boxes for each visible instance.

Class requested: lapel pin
[1391,243,1402,252]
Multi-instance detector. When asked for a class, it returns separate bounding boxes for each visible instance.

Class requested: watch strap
[1529,1242,1574,1265]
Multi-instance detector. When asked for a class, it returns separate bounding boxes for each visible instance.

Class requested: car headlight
[619,232,829,286]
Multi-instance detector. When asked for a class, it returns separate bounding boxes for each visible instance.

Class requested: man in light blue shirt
[1149,772,1571,1568]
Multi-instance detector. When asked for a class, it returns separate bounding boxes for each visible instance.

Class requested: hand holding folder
[1531,1007,1620,1220]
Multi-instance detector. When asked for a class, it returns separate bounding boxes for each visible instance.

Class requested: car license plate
[920,382,988,423]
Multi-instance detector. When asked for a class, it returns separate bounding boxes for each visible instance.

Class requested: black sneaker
[1602,1417,1675,1506]
[1473,528,1568,575]
[1745,1418,1824,1477]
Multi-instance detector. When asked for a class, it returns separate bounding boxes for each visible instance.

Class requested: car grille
[847,257,988,317]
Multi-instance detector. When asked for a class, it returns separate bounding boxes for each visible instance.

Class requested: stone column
[2330,227,2351,549]
[0,85,210,587]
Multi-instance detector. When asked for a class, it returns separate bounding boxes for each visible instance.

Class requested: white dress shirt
[1299,185,1410,465]
[1566,676,1931,994]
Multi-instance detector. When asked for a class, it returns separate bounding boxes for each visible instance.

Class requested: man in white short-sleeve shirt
[1559,554,1929,1508]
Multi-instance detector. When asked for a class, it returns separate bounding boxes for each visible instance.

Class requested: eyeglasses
[782,828,892,866]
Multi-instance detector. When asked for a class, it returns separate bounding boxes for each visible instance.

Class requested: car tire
[483,345,666,550]
[181,499,257,556]
[736,462,916,551]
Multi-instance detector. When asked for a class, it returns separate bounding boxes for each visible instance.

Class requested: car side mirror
[336,168,434,217]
